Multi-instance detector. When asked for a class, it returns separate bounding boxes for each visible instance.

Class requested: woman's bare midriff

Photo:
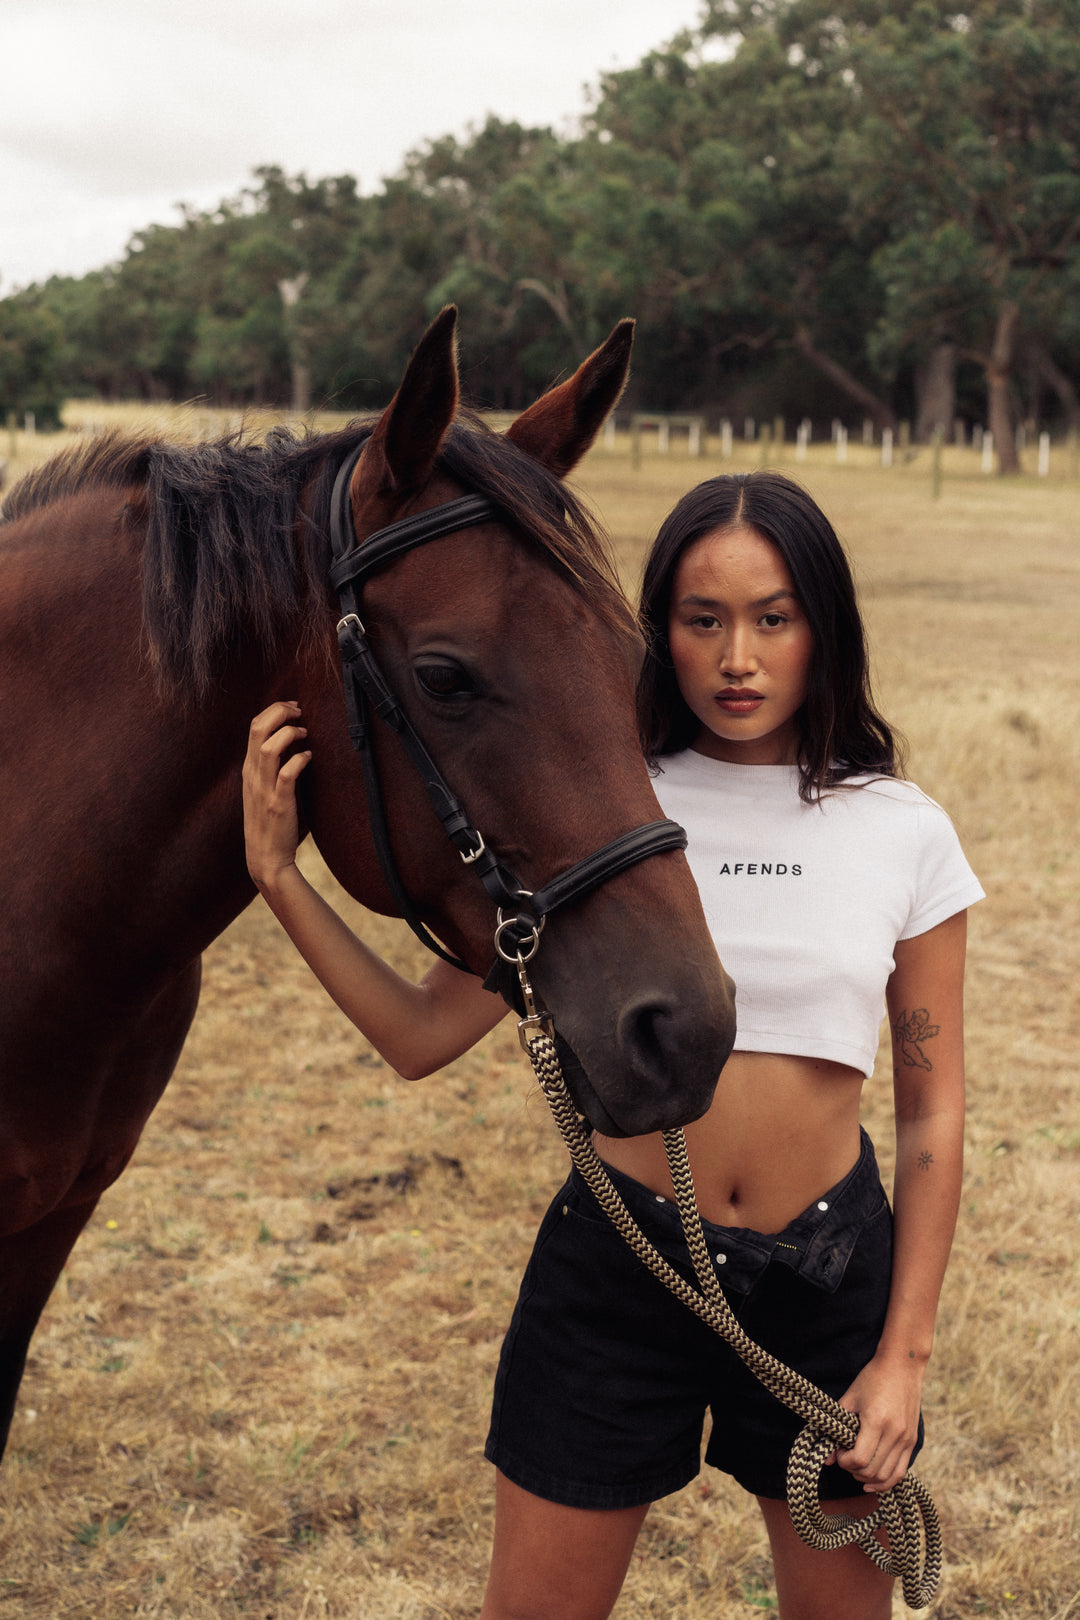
[592,1051,866,1232]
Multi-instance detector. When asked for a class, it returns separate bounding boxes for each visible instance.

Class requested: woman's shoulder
[838,772,944,809]
[836,773,962,830]
[843,773,983,900]
[825,775,973,857]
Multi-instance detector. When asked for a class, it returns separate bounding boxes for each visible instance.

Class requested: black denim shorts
[485,1129,922,1507]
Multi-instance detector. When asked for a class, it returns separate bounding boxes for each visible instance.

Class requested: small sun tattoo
[918,1151,934,1171]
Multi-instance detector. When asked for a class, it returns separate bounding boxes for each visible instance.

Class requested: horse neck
[4,491,302,975]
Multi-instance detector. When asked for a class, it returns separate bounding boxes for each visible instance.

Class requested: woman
[243,472,982,1620]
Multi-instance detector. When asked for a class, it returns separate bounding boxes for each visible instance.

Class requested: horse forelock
[435,415,639,645]
[0,416,638,703]
[299,412,638,644]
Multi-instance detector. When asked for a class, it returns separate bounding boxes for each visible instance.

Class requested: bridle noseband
[328,437,687,983]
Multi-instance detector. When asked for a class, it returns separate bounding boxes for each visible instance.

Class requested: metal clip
[516,955,555,1055]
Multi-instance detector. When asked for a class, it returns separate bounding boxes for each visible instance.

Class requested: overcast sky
[1,0,705,292]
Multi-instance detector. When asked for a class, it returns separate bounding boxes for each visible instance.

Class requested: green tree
[0,290,62,427]
[17,2,1080,437]
[580,35,898,423]
[709,0,1080,466]
[404,118,594,406]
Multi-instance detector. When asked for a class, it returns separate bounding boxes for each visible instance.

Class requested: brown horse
[0,309,735,1460]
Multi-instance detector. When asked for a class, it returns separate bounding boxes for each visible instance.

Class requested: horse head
[293,310,735,1136]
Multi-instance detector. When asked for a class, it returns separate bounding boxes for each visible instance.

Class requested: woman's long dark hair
[637,472,903,801]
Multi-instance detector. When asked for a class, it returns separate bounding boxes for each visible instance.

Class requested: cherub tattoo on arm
[892,1007,940,1071]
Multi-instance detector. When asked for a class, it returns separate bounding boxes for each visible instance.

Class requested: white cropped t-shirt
[653,751,984,1078]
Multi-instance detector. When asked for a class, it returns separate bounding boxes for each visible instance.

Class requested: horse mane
[1,432,158,522]
[1,417,637,700]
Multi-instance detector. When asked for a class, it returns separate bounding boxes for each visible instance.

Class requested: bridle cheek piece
[328,438,687,1011]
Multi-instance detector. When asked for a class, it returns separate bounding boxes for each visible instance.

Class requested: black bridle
[327,438,687,980]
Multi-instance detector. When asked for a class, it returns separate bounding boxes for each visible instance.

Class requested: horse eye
[415,661,473,699]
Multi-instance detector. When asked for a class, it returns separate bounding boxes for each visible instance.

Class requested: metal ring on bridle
[494,906,544,963]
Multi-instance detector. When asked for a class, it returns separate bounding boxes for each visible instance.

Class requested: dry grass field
[1,411,1077,1618]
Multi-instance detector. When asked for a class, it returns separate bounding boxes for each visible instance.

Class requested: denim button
[715,1252,727,1266]
[817,1201,829,1211]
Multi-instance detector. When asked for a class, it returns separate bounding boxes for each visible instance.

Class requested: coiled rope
[520,1018,941,1609]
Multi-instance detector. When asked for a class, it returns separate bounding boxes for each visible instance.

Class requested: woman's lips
[715,688,764,713]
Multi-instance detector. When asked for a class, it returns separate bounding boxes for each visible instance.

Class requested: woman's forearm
[878,1099,964,1366]
[879,910,969,1365]
[257,862,506,1079]
[834,912,969,1493]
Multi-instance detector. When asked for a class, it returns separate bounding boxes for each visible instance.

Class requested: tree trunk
[792,326,898,433]
[290,360,312,416]
[278,275,312,415]
[914,342,956,444]
[986,300,1020,473]
[515,278,576,333]
[1025,337,1080,432]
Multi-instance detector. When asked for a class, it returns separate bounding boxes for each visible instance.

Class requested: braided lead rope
[521,1026,941,1609]
[660,1116,941,1605]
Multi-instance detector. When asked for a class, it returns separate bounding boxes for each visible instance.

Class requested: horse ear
[359,305,460,495]
[506,319,635,477]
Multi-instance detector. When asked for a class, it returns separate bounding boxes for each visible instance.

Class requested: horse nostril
[545,968,735,1138]
[617,997,678,1088]
[615,989,733,1130]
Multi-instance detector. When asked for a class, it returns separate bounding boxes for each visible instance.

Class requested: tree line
[3,0,1079,472]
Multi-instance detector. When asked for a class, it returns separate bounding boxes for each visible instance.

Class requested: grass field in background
[0,408,1077,1617]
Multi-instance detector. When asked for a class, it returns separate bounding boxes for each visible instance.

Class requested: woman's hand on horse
[242,702,312,891]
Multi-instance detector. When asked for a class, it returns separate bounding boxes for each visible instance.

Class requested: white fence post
[1038,432,1050,477]
[981,432,994,473]
[881,429,893,468]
